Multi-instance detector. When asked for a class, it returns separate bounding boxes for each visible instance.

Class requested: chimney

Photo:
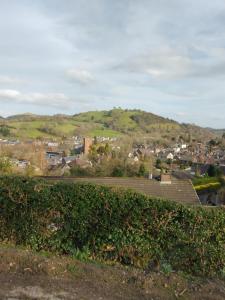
[160,174,172,184]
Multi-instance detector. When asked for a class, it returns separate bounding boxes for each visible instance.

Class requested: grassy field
[3,119,79,139]
[8,120,53,139]
[87,128,121,137]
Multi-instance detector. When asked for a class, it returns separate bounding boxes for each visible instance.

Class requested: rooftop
[44,176,200,205]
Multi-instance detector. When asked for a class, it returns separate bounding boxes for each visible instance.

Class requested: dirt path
[0,273,145,300]
[0,246,225,300]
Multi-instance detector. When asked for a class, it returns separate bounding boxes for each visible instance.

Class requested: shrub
[195,182,221,192]
[137,163,146,177]
[0,125,10,137]
[0,158,13,175]
[193,176,222,192]
[0,176,224,276]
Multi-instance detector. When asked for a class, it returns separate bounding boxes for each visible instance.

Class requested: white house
[167,153,174,160]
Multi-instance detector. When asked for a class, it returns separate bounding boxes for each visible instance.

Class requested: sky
[0,0,225,128]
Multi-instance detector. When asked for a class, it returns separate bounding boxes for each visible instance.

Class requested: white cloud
[66,69,94,84]
[176,112,189,117]
[0,76,25,84]
[0,89,72,108]
[0,89,21,99]
[149,56,191,79]
[116,47,193,80]
[117,45,225,81]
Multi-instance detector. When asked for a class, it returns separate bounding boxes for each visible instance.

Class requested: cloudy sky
[0,0,225,128]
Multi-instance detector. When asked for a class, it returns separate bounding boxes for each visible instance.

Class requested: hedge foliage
[192,176,220,186]
[195,182,221,192]
[193,176,222,192]
[0,176,225,276]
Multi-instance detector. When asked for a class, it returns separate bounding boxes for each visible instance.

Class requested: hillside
[0,108,216,141]
[73,109,216,142]
[207,128,225,137]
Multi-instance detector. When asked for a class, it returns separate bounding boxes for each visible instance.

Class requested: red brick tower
[83,137,92,155]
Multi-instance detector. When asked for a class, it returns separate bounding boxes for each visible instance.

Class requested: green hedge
[195,182,221,192]
[0,176,225,276]
[193,176,222,186]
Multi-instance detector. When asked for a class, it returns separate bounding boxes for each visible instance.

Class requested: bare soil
[0,246,224,300]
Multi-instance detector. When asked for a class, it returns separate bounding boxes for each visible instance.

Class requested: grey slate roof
[72,177,200,205]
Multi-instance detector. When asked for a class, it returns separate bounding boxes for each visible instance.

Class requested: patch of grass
[71,247,91,262]
[160,262,173,276]
[67,263,80,275]
[5,119,78,139]
[88,128,121,137]
[39,250,54,258]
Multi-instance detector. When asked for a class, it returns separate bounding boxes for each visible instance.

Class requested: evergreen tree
[138,163,146,177]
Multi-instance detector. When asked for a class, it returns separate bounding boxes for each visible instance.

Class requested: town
[1,132,225,206]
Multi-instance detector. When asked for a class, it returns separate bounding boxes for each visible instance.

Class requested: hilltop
[0,108,216,141]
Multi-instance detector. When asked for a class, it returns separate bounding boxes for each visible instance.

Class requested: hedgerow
[0,176,224,276]
[195,182,221,191]
[193,176,222,192]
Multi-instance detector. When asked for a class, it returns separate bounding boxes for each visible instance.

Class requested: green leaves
[0,176,224,276]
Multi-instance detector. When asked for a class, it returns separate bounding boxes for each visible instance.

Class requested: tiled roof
[72,177,200,205]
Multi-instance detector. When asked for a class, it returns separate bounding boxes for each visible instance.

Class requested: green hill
[72,109,216,142]
[0,108,216,141]
[73,108,178,132]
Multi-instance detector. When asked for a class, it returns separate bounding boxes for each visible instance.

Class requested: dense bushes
[0,176,225,276]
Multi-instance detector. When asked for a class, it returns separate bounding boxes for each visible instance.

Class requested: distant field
[8,120,52,139]
[87,128,121,137]
[3,119,79,139]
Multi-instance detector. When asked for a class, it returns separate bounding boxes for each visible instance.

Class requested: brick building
[83,137,92,155]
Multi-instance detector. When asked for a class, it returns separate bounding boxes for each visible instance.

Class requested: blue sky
[0,0,225,128]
